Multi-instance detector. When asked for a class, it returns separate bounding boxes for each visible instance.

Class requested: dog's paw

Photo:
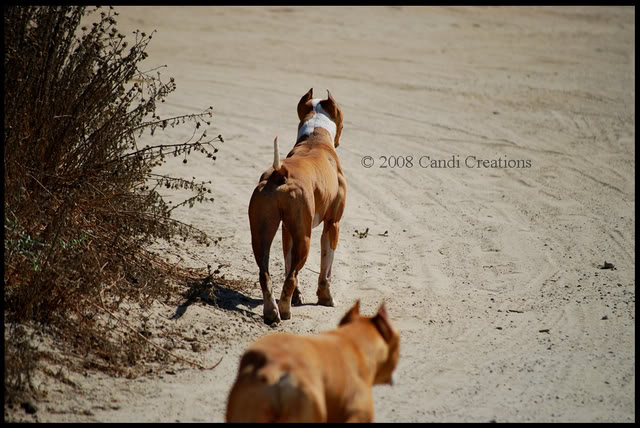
[278,299,292,320]
[292,289,304,306]
[280,310,291,320]
[316,284,335,307]
[317,296,335,307]
[264,308,281,325]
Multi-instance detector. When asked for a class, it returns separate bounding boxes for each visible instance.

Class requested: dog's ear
[321,90,338,118]
[372,301,394,343]
[327,90,335,103]
[297,88,314,120]
[321,90,343,148]
[339,299,361,326]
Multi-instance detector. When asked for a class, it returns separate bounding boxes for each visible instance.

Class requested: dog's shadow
[171,276,264,322]
[171,276,326,323]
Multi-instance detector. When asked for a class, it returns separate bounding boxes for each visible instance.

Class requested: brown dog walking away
[248,88,346,324]
[225,301,400,422]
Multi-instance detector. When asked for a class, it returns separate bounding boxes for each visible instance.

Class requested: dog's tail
[273,136,281,170]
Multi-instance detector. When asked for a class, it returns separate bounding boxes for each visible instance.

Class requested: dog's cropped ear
[321,90,343,147]
[339,300,361,326]
[297,88,314,120]
[321,90,339,117]
[372,302,394,343]
[327,90,335,103]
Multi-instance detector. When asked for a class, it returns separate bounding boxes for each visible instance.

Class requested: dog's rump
[226,350,320,422]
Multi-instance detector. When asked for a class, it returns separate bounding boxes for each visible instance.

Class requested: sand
[15,6,634,423]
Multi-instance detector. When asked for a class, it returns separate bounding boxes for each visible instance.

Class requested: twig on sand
[89,300,223,371]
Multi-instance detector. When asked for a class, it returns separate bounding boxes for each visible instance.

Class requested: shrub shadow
[171,275,263,322]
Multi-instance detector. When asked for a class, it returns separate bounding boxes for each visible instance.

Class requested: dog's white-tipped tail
[273,136,281,170]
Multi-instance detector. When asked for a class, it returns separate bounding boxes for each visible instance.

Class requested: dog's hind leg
[276,378,327,422]
[249,192,282,324]
[278,210,312,320]
[282,225,304,306]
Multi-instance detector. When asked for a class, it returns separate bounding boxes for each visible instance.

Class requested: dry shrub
[4,6,222,403]
[4,326,43,407]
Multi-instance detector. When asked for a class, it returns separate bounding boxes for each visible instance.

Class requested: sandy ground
[13,6,634,423]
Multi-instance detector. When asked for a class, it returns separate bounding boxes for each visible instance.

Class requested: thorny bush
[4,6,223,405]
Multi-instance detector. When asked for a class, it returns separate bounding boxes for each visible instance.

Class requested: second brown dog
[225,300,400,422]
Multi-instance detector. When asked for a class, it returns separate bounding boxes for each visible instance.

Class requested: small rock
[601,315,608,320]
[192,343,202,352]
[21,402,37,415]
